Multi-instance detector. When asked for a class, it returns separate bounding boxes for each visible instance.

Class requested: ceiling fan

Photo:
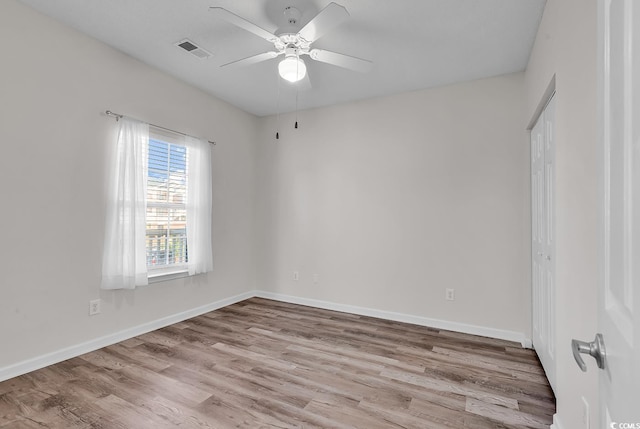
[209,2,372,83]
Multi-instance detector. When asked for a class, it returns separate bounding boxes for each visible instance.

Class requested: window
[102,117,212,290]
[146,128,188,276]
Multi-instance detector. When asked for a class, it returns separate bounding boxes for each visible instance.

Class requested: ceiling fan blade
[221,51,279,68]
[309,49,372,73]
[297,2,350,43]
[210,7,278,43]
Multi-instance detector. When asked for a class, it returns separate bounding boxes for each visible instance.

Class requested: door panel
[598,0,638,424]
[531,95,556,393]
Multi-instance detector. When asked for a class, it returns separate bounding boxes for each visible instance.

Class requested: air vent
[175,39,212,59]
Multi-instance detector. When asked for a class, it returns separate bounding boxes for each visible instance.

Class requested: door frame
[529,86,557,394]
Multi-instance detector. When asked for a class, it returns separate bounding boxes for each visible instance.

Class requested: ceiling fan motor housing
[284,44,300,58]
[274,33,311,56]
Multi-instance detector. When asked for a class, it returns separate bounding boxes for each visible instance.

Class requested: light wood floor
[0,298,555,428]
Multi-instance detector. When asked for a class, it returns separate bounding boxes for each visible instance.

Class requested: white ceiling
[19,0,546,117]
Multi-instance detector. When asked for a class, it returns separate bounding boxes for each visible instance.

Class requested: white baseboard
[521,337,534,349]
[0,291,253,383]
[1,289,532,382]
[254,290,531,347]
[550,414,563,429]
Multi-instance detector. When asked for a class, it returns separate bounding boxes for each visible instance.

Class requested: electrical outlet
[445,288,455,301]
[581,396,590,429]
[89,299,101,316]
[293,271,299,281]
[313,273,319,283]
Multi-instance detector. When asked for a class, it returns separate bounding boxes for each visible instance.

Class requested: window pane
[169,173,186,202]
[149,140,168,170]
[146,233,168,266]
[169,229,187,265]
[170,145,187,173]
[145,134,188,271]
[147,177,168,203]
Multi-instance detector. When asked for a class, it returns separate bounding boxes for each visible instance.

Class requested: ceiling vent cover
[175,39,212,59]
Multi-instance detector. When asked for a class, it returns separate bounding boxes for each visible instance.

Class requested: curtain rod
[105,110,216,145]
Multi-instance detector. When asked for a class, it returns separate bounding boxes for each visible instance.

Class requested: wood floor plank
[380,367,521,410]
[465,397,551,429]
[0,298,555,428]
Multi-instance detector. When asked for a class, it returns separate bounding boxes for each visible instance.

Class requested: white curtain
[101,118,149,289]
[185,136,213,275]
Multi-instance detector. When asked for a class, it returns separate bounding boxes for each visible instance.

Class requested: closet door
[531,95,556,392]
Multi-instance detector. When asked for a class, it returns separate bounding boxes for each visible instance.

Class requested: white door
[531,95,556,393]
[593,0,640,426]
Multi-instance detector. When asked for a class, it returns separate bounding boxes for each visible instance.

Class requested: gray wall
[256,73,531,339]
[0,0,258,369]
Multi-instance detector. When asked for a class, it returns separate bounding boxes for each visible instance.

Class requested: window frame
[146,126,189,280]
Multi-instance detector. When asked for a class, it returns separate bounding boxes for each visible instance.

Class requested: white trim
[0,291,253,383]
[1,289,533,382]
[550,414,563,429]
[254,290,532,347]
[148,269,189,283]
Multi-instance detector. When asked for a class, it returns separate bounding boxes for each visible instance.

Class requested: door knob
[571,333,606,372]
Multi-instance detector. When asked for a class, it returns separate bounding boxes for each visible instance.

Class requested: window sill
[148,269,189,284]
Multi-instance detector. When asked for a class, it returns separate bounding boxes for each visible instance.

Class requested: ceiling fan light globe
[278,56,306,82]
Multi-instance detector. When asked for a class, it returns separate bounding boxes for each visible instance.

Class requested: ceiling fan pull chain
[295,59,299,130]
[295,93,299,129]
[276,67,281,140]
